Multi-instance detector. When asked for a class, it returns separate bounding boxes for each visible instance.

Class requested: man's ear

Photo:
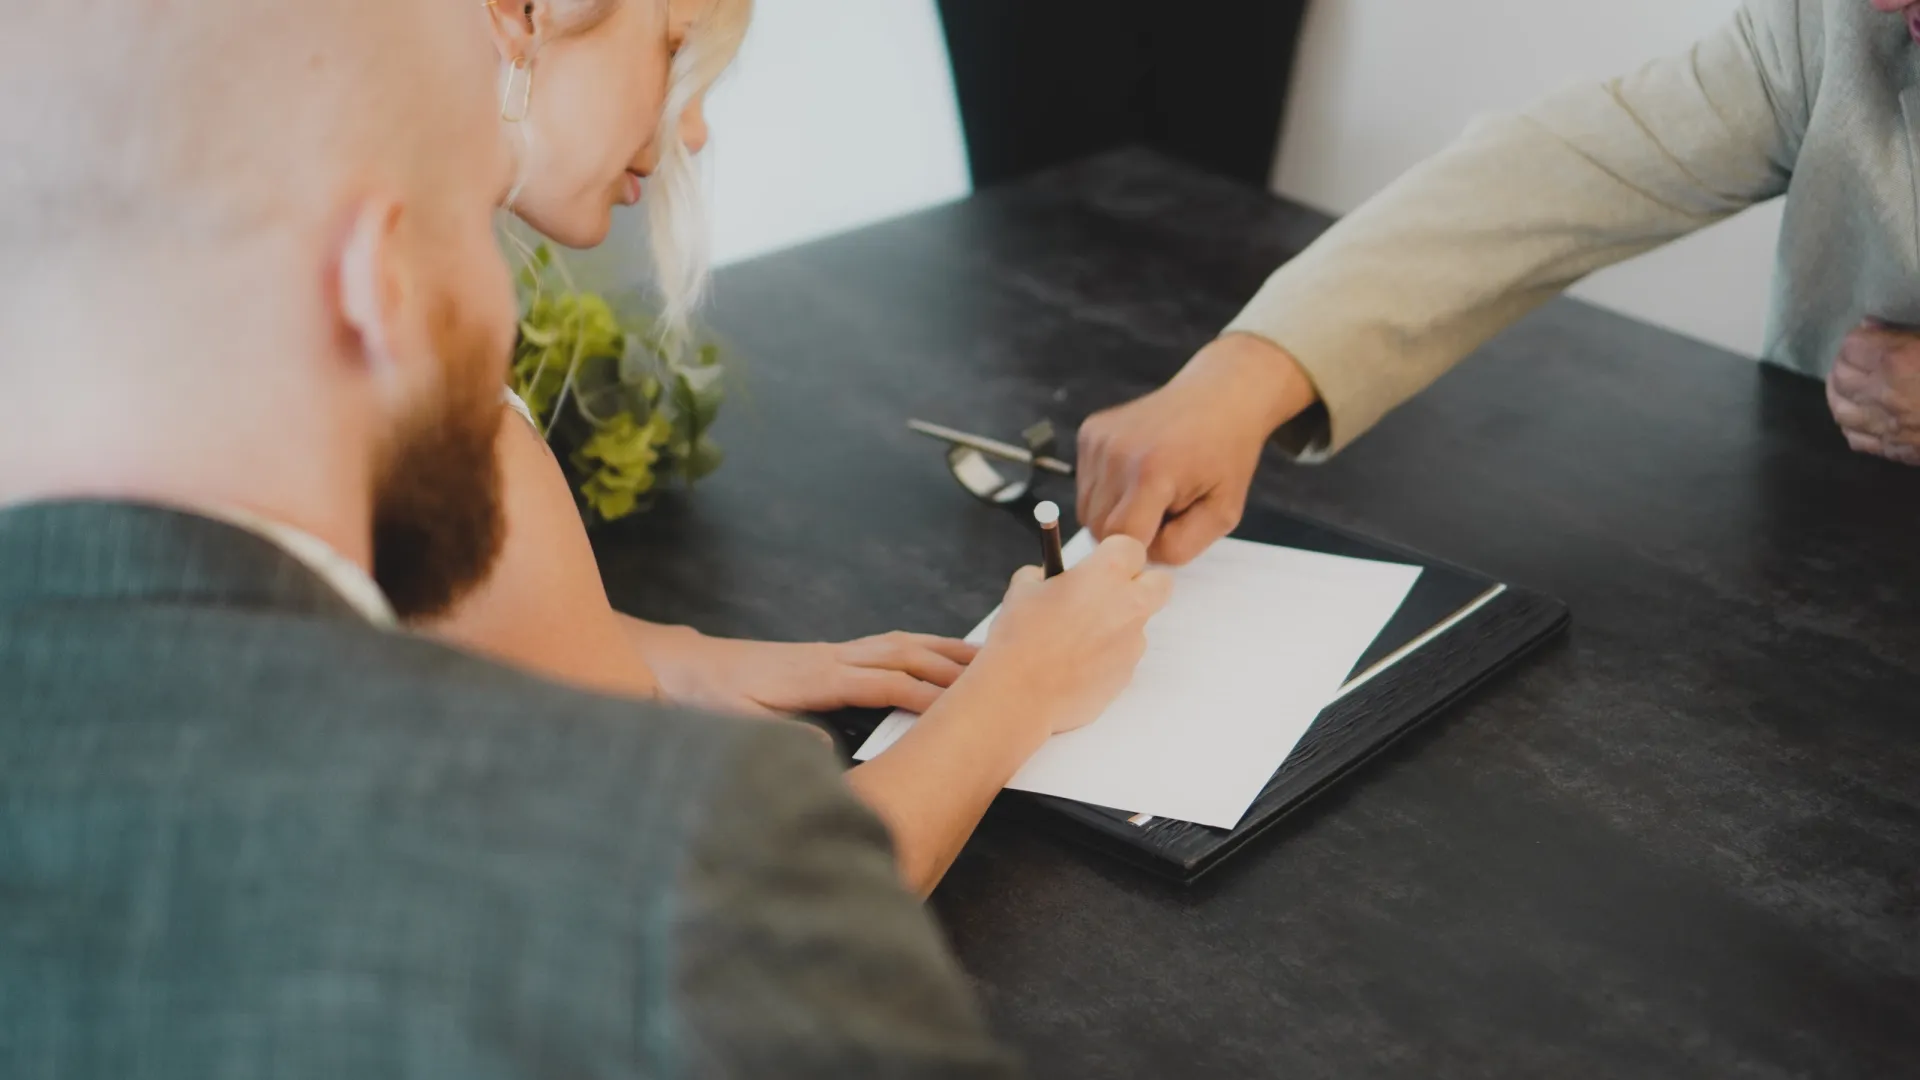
[337,198,412,399]
[483,0,550,65]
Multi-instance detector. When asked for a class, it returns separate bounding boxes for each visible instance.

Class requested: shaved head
[0,0,526,618]
[0,0,504,254]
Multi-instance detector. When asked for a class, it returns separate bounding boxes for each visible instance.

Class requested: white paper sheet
[855,531,1422,830]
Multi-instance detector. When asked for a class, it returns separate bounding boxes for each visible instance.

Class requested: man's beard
[370,307,510,622]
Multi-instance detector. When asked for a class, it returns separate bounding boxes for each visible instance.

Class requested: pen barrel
[1040,523,1066,578]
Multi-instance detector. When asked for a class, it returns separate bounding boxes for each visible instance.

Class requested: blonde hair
[538,0,752,353]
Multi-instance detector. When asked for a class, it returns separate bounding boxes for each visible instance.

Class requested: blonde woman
[430,0,1172,895]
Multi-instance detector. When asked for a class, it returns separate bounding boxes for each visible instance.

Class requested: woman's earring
[501,56,533,124]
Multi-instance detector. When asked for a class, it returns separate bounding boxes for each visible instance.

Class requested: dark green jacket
[0,501,1015,1079]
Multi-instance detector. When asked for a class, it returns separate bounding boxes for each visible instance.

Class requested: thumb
[1007,564,1045,590]
[1149,497,1239,566]
[1081,534,1149,579]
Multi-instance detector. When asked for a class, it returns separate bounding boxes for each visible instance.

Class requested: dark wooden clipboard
[834,507,1570,884]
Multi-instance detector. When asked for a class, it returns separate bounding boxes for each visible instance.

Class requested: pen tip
[1034,501,1060,527]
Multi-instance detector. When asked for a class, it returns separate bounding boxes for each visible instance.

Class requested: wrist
[1180,332,1319,434]
[946,646,1063,752]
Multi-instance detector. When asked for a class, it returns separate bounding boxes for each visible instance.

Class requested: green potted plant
[508,243,727,524]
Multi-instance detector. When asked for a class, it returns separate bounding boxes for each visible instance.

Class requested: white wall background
[702,0,970,266]
[1274,0,1782,358]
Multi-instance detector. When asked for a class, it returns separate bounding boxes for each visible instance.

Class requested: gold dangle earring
[484,0,534,123]
[501,56,533,124]
[489,1,536,211]
[500,56,534,211]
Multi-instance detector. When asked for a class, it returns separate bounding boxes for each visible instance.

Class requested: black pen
[1035,501,1066,578]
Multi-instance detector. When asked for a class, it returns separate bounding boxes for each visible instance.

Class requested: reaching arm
[1229,0,1816,457]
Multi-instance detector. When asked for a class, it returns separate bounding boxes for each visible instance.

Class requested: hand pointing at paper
[1078,334,1320,565]
[1088,0,1920,572]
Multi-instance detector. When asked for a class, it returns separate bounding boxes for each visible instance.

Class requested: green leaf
[584,480,639,521]
[518,319,559,348]
[509,339,571,425]
[684,434,724,482]
[673,364,724,433]
[570,353,625,421]
[596,465,655,493]
[504,247,728,521]
[620,382,654,420]
[577,415,662,471]
[579,453,656,522]
[641,411,673,447]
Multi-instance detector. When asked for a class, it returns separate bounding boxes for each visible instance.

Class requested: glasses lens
[947,446,1032,504]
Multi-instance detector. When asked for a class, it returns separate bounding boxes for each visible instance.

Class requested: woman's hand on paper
[969,535,1174,737]
[627,623,979,718]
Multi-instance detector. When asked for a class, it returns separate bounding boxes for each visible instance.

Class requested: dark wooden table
[596,150,1920,1079]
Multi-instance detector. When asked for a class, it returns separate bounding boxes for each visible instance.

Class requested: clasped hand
[1830,320,1920,466]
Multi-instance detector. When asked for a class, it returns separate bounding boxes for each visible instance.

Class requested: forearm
[1232,6,1802,456]
[1230,113,1720,456]
[1173,332,1322,445]
[845,677,1048,897]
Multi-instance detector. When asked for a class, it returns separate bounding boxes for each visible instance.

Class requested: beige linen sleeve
[1230,0,1817,458]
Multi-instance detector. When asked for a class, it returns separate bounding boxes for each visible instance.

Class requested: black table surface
[594,149,1920,1078]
